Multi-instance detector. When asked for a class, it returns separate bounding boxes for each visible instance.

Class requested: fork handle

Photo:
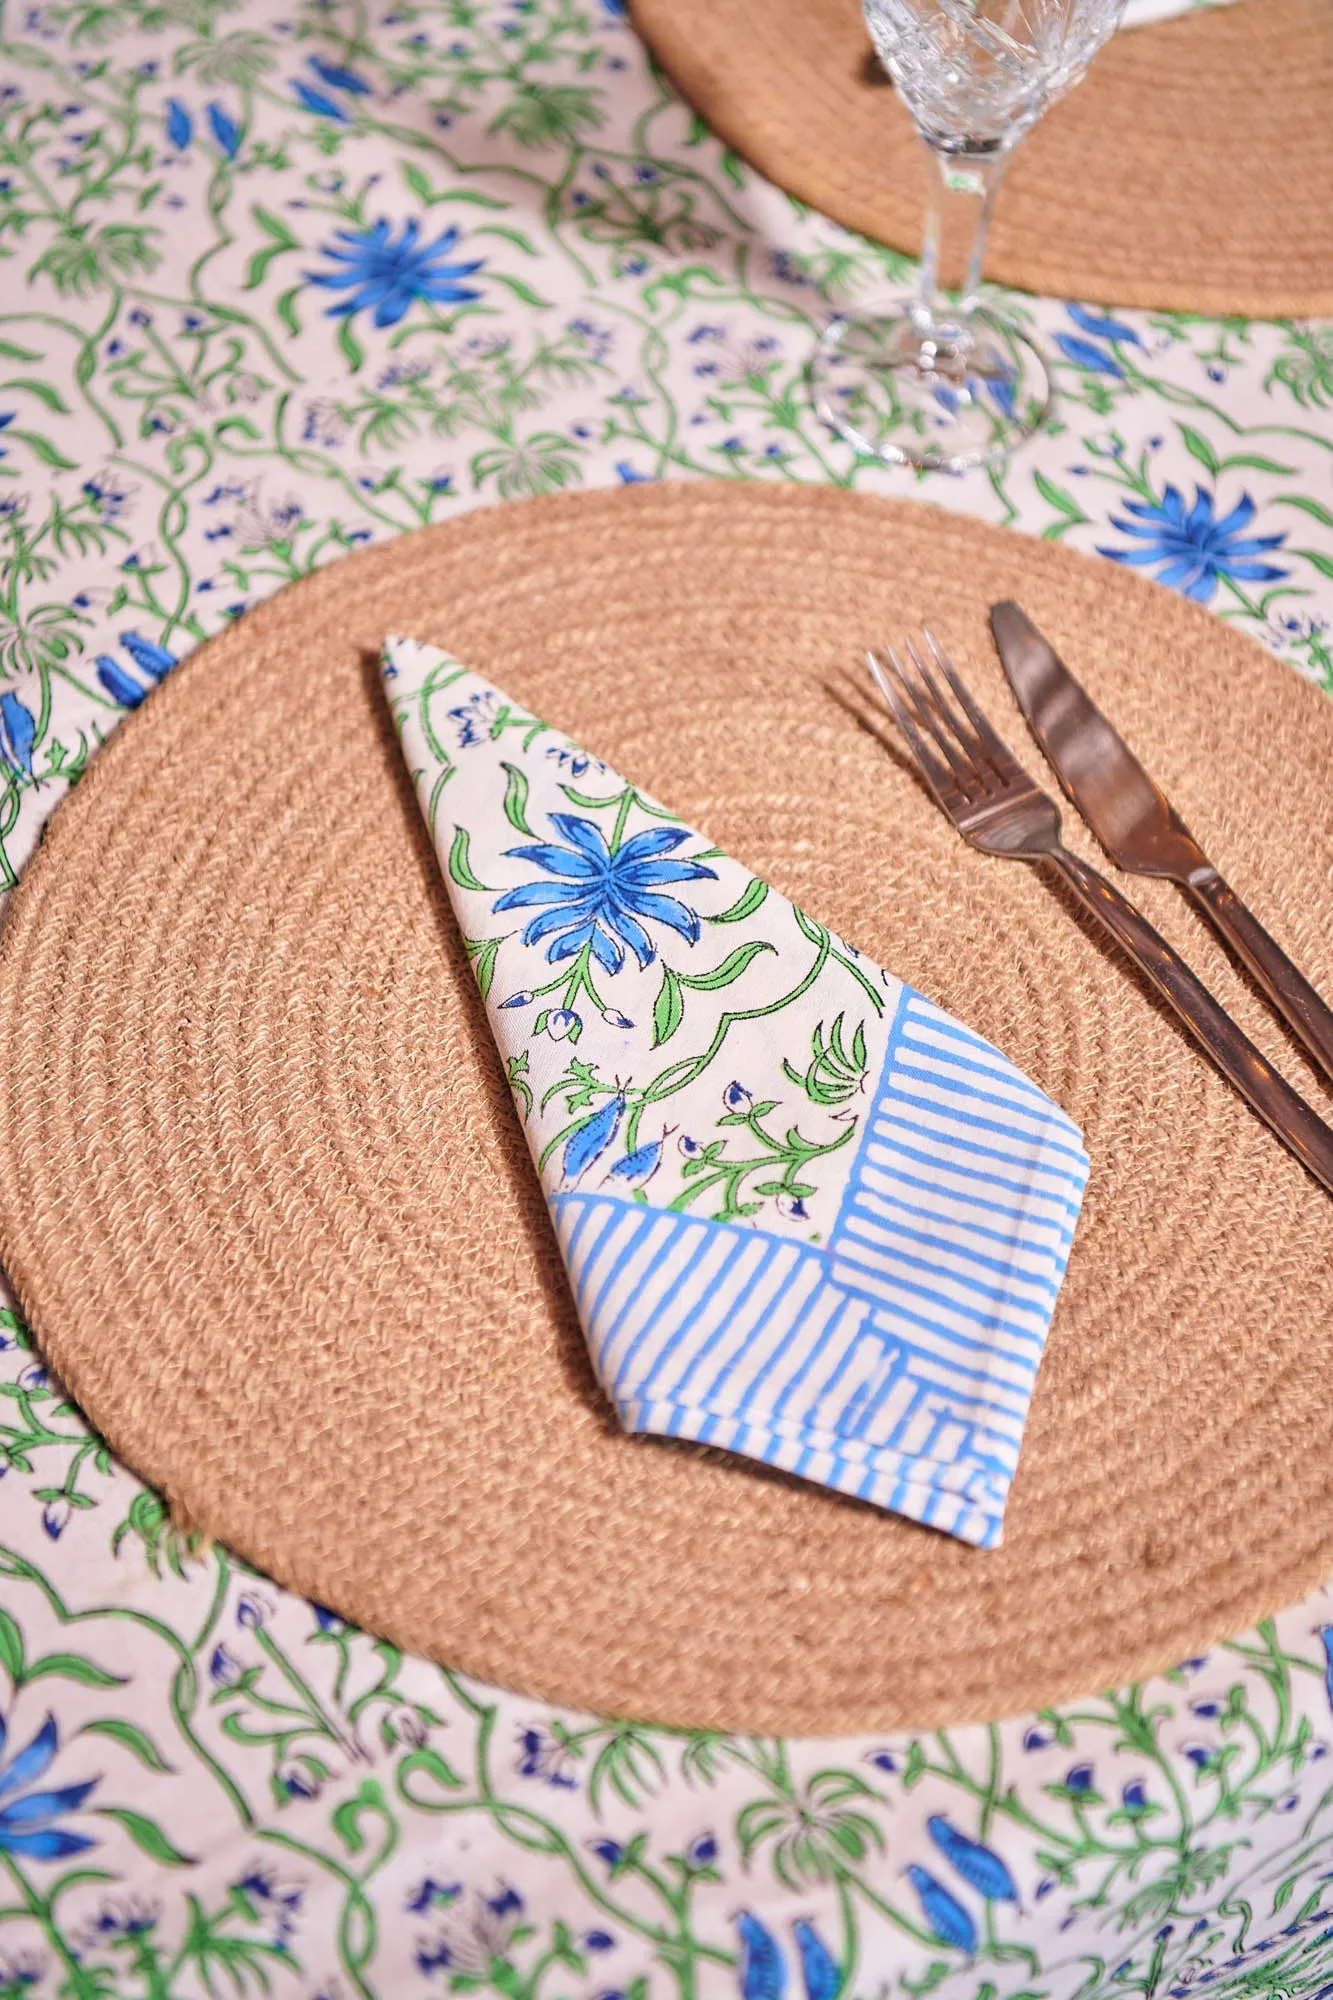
[1049,845,1333,1200]
[1186,869,1333,1091]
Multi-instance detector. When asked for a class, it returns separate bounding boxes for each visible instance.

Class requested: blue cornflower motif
[736,1913,785,2000]
[985,365,1017,418]
[406,1875,461,1913]
[907,1865,977,1955]
[307,54,372,95]
[277,1761,319,1799]
[1053,333,1123,378]
[305,219,484,327]
[1098,484,1288,604]
[120,630,177,681]
[1067,302,1141,347]
[291,78,350,120]
[96,656,145,709]
[0,692,36,779]
[209,1643,243,1686]
[492,814,717,974]
[206,101,240,157]
[795,1920,840,2000]
[0,1712,97,1860]
[89,1895,158,1938]
[607,1136,664,1187]
[928,1814,1019,1903]
[516,1724,577,1788]
[165,97,192,148]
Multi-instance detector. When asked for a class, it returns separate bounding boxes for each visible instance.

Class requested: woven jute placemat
[2,482,1332,1735]
[630,0,1333,320]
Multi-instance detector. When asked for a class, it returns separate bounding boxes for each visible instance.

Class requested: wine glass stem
[917,137,1011,335]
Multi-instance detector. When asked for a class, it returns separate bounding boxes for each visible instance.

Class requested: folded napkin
[384,639,1089,1547]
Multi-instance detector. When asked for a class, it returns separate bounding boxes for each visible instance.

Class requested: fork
[867,630,1333,1201]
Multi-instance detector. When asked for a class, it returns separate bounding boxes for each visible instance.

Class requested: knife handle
[1186,869,1333,1092]
[1048,844,1333,1200]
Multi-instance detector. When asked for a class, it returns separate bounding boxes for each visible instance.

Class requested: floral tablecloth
[1,0,1332,1995]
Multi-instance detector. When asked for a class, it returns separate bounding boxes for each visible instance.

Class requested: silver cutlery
[991,599,1333,1089]
[866,629,1333,1201]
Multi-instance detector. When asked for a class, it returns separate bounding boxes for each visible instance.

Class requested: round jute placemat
[630,0,1333,320]
[2,482,1332,1735]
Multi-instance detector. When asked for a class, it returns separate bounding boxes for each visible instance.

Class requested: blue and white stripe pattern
[551,988,1088,1547]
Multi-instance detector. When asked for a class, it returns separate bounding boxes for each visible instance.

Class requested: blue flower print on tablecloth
[305,219,485,327]
[1098,483,1288,603]
[0,1712,96,1860]
[0,0,1330,1985]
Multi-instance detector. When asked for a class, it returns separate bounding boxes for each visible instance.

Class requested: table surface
[1,0,1331,1995]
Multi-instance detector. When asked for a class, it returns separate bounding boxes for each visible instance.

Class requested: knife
[990,600,1333,1090]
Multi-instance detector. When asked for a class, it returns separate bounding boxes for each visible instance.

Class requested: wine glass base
[811,305,1053,473]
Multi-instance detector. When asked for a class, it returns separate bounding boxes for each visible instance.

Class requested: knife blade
[990,599,1333,1089]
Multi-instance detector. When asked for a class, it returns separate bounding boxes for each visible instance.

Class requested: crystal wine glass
[811,0,1128,472]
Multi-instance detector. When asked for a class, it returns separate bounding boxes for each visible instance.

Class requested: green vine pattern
[0,0,1331,1988]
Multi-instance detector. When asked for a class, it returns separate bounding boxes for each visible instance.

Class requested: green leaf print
[81,1714,175,1771]
[96,1805,196,1864]
[500,758,537,835]
[447,825,490,891]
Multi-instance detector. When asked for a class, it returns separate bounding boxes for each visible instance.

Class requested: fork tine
[921,625,1023,779]
[873,646,971,798]
[901,634,994,791]
[865,650,957,806]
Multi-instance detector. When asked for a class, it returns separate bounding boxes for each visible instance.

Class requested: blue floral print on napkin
[384,638,1090,1547]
